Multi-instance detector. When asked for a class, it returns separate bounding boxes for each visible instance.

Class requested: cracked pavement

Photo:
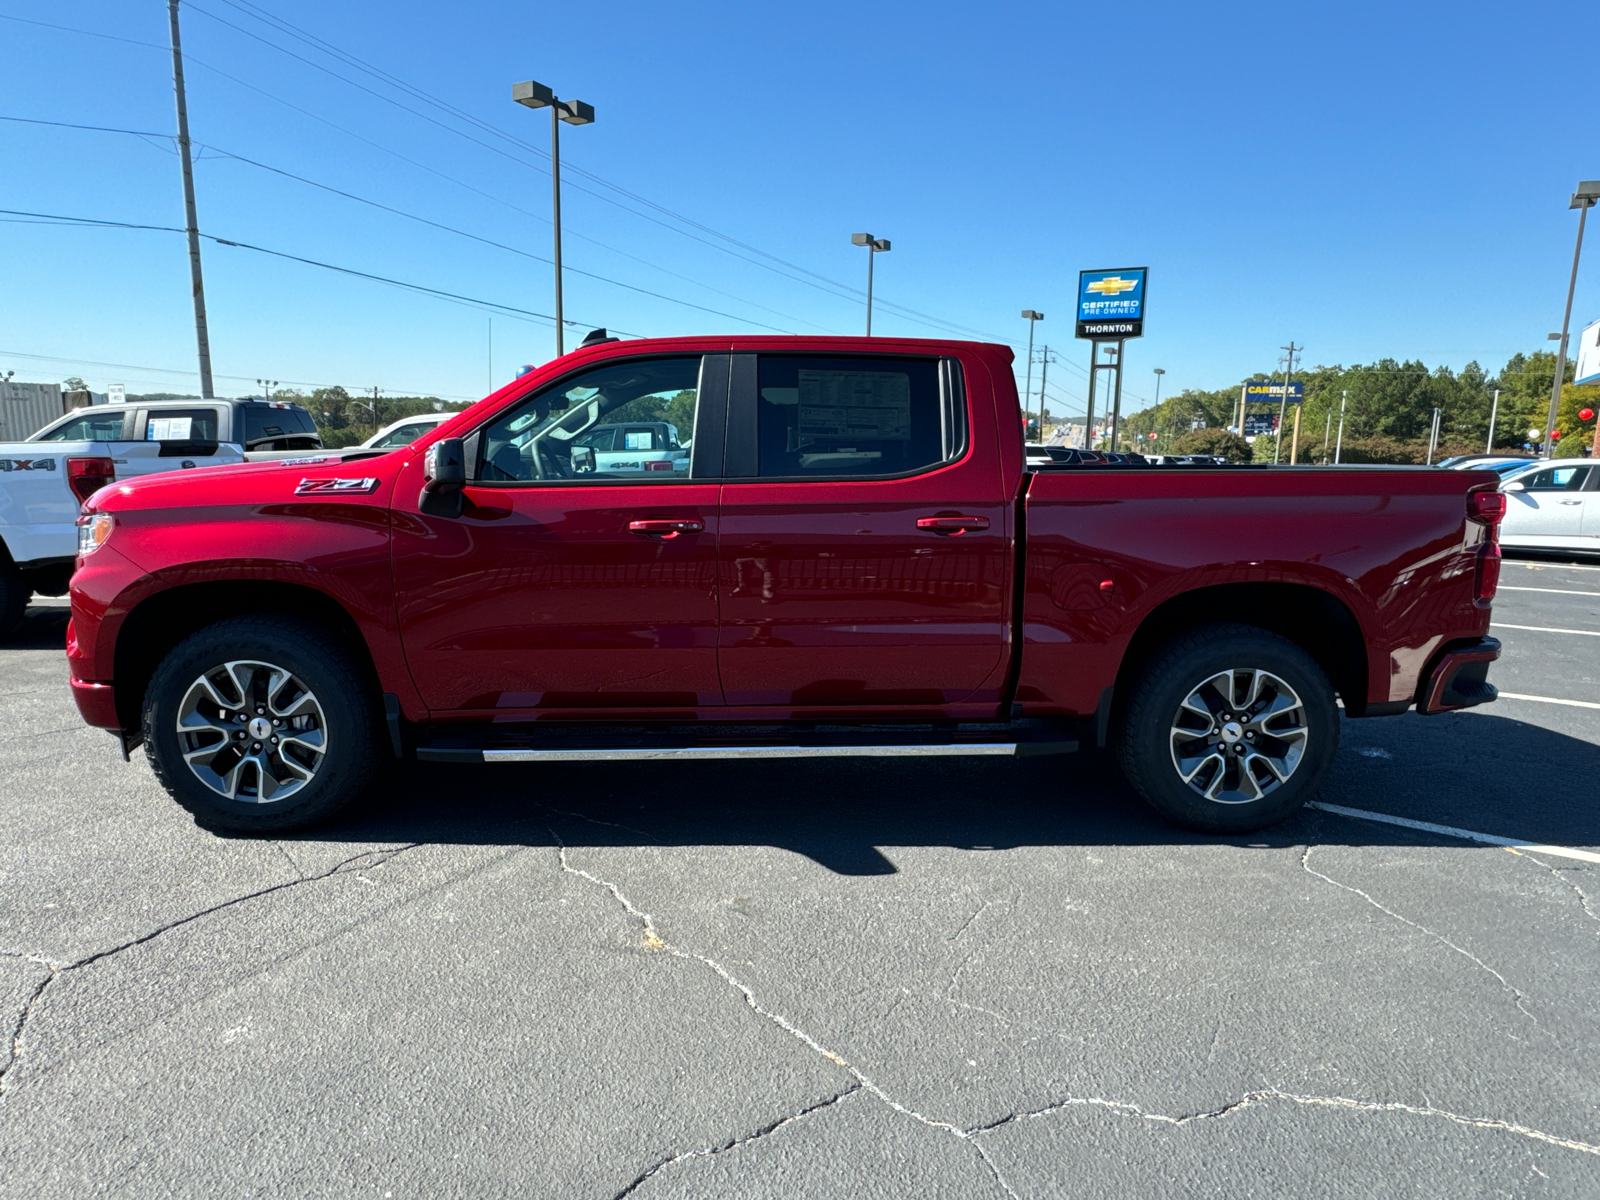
[2,562,1598,1198]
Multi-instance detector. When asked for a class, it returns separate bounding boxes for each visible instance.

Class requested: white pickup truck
[0,398,321,635]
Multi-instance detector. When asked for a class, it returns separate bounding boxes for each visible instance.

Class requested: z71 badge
[294,477,380,495]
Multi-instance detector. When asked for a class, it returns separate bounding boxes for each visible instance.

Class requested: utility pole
[1036,346,1052,440]
[167,0,214,399]
[1335,390,1347,464]
[1486,389,1500,454]
[371,386,381,435]
[1273,342,1301,464]
[1426,406,1442,464]
[488,317,493,393]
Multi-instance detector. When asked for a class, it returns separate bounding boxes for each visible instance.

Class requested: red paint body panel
[63,333,1495,739]
[1016,468,1494,716]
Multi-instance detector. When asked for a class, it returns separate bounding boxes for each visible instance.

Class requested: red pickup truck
[65,336,1504,835]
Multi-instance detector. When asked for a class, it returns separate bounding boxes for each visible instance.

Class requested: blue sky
[1,0,1596,416]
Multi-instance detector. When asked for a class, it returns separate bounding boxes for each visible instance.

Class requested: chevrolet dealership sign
[1076,268,1147,339]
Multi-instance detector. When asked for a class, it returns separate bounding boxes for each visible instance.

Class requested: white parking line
[1498,586,1600,597]
[1491,623,1600,636]
[1497,691,1600,710]
[1507,561,1600,573]
[1308,802,1600,865]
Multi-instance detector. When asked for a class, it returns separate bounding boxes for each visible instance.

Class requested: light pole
[1335,389,1347,464]
[1486,388,1500,454]
[513,80,596,359]
[1152,368,1166,451]
[1544,181,1600,458]
[1022,310,1043,421]
[256,378,278,401]
[851,233,890,335]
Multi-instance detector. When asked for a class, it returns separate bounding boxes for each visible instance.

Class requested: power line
[181,0,1020,342]
[0,348,477,400]
[0,207,633,334]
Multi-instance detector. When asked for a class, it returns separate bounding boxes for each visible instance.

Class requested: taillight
[1475,540,1501,604]
[67,456,115,504]
[1469,488,1505,526]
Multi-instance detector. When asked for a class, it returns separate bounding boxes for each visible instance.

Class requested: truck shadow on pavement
[308,710,1600,875]
[15,601,1595,872]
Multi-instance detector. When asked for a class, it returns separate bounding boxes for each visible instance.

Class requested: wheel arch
[113,579,383,732]
[1113,582,1368,722]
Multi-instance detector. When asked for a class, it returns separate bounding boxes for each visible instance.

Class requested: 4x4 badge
[294,477,379,495]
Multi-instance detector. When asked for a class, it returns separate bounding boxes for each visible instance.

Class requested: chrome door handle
[628,518,705,538]
[916,514,990,535]
[1559,500,1584,505]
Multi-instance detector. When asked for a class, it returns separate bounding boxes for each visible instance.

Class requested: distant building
[0,381,70,441]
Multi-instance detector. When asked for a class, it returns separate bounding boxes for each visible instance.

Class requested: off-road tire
[143,614,384,833]
[1115,623,1339,833]
[0,559,28,641]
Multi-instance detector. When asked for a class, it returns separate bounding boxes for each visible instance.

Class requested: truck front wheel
[143,615,384,833]
[1115,624,1339,833]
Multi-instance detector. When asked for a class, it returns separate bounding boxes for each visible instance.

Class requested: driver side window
[476,356,702,484]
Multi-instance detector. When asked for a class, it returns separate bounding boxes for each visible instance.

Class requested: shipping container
[0,382,68,441]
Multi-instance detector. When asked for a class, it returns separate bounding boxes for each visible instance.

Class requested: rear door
[392,353,727,715]
[121,405,241,475]
[715,352,1010,710]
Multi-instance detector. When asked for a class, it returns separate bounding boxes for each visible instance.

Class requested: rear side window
[36,411,127,442]
[242,405,317,442]
[144,408,220,442]
[755,356,962,478]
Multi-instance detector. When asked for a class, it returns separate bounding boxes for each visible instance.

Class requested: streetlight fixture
[1021,310,1043,429]
[851,233,890,335]
[1543,180,1600,458]
[256,378,278,401]
[513,80,596,359]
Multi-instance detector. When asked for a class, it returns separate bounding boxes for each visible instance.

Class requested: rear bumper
[1417,637,1500,716]
[70,678,121,729]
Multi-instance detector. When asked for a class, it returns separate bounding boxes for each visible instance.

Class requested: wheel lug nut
[252,742,262,751]
[269,736,278,745]
[272,719,281,728]
[256,706,265,715]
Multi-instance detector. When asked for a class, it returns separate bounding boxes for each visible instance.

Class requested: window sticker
[624,431,653,450]
[147,417,193,441]
[797,370,911,443]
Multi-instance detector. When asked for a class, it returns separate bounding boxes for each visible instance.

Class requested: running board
[416,730,1077,765]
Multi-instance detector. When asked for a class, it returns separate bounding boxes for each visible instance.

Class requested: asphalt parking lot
[2,560,1598,1199]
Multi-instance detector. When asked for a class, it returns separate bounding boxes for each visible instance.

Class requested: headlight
[76,513,114,556]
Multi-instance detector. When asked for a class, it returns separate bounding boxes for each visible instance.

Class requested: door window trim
[724,352,970,483]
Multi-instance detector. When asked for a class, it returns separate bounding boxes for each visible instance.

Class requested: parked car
[1439,454,1535,472]
[362,413,455,450]
[67,336,1502,837]
[0,398,319,633]
[1498,460,1600,552]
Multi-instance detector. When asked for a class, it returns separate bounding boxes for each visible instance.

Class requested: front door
[392,353,726,715]
[715,352,1010,710]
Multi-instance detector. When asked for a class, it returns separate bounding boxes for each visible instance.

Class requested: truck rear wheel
[0,559,27,641]
[1115,624,1338,833]
[143,615,384,833]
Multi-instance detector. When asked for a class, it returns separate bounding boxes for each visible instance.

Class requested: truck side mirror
[1502,480,1525,493]
[420,437,466,517]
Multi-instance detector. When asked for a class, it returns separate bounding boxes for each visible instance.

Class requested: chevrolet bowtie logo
[1086,276,1138,296]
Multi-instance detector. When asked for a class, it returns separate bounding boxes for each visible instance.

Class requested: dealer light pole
[1486,388,1500,454]
[1022,310,1043,419]
[1544,181,1600,458]
[513,80,596,359]
[852,234,891,335]
[1334,389,1347,464]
